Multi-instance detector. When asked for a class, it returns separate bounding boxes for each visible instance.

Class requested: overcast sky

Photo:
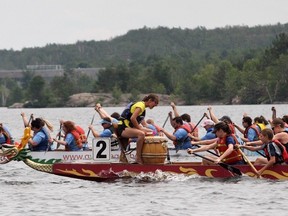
[1,0,287,50]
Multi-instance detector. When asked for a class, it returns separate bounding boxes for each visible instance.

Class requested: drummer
[117,94,159,164]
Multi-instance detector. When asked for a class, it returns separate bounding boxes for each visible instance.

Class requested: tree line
[0,25,288,107]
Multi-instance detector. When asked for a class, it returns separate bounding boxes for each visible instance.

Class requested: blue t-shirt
[0,126,13,144]
[99,128,112,137]
[31,129,49,151]
[174,128,192,149]
[247,128,258,141]
[201,127,217,140]
[65,133,82,151]
[225,135,236,146]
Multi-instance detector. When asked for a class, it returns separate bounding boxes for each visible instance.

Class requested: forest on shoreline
[0,24,288,107]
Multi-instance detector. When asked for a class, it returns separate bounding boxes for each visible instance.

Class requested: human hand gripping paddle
[237,146,261,178]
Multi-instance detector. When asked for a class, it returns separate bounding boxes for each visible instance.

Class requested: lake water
[1,104,288,216]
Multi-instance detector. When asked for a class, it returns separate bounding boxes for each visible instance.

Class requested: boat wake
[117,169,201,182]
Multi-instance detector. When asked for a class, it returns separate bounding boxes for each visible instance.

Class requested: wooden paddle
[162,114,171,163]
[238,147,261,178]
[192,152,242,176]
[27,114,33,127]
[86,112,96,138]
[162,114,169,128]
[56,123,62,149]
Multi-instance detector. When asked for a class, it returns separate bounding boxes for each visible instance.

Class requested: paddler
[187,121,245,165]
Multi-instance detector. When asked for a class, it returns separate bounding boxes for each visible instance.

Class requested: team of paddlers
[1,94,288,176]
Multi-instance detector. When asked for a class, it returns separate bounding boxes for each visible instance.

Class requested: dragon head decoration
[0,127,32,164]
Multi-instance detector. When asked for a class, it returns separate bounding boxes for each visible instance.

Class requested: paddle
[162,114,169,128]
[56,123,62,149]
[192,152,242,176]
[27,114,33,127]
[191,113,206,132]
[238,147,260,178]
[86,112,96,138]
[162,114,171,163]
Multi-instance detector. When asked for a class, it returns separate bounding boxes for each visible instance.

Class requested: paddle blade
[219,162,242,176]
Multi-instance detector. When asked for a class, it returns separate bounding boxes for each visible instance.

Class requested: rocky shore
[66,93,185,107]
[9,93,185,108]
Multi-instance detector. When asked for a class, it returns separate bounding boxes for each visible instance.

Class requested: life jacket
[2,133,11,144]
[173,125,191,146]
[76,126,87,143]
[256,123,266,132]
[264,139,288,163]
[217,134,243,164]
[244,125,260,141]
[67,126,87,150]
[120,102,146,127]
[30,129,49,151]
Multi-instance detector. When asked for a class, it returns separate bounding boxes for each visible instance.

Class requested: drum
[142,136,168,164]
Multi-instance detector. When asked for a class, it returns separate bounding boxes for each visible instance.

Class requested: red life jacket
[217,134,243,164]
[75,126,87,143]
[65,126,87,150]
[264,139,288,163]
[3,133,11,144]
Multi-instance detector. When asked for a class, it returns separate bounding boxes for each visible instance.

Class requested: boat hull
[50,162,288,181]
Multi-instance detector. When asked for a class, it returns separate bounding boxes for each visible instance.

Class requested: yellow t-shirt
[123,101,145,127]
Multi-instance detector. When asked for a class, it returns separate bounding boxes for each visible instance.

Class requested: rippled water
[1,104,288,216]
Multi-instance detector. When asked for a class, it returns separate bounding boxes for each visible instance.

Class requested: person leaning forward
[160,116,193,150]
[117,94,159,164]
[187,121,245,165]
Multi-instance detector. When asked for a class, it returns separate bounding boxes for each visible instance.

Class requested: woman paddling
[187,121,245,165]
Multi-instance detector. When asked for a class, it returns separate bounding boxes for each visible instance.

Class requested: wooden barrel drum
[142,136,168,164]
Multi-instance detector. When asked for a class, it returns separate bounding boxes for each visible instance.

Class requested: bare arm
[192,138,218,145]
[241,145,263,151]
[187,142,218,154]
[257,157,275,176]
[207,107,219,123]
[88,125,100,137]
[233,123,245,134]
[271,106,276,120]
[170,102,180,117]
[21,112,33,127]
[245,140,263,146]
[160,128,177,141]
[95,103,113,120]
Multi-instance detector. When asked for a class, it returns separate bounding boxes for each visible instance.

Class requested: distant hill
[0,23,288,69]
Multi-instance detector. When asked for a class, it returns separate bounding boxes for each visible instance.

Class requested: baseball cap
[201,119,215,127]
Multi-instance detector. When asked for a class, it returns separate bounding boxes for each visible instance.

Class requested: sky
[0,0,287,51]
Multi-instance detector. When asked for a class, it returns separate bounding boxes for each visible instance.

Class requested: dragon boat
[1,127,288,181]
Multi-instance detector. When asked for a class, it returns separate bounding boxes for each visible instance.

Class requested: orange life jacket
[66,126,87,150]
[217,134,243,164]
[75,126,87,143]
